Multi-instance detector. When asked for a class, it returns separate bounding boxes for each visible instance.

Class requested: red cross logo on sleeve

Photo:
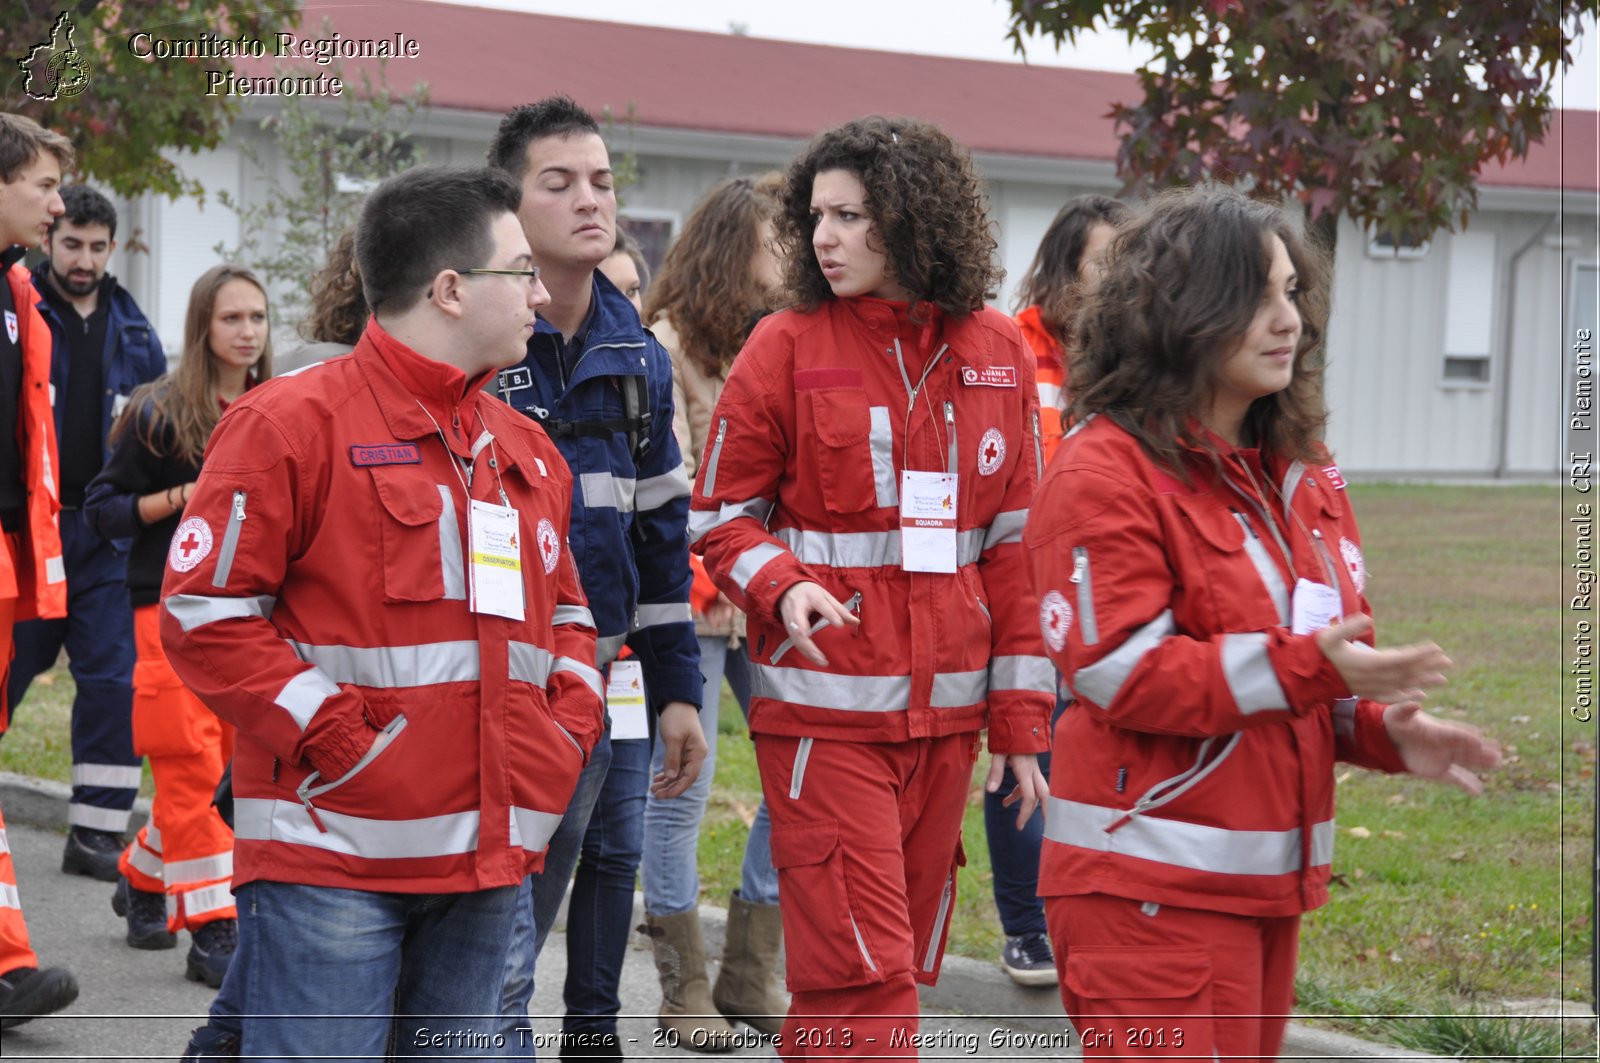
[168,516,213,573]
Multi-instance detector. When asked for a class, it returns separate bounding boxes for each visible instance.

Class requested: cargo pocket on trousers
[131,665,209,757]
[1063,947,1213,1058]
[769,819,881,991]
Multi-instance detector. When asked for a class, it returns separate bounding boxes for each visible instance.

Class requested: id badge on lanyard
[900,470,958,573]
[605,659,650,740]
[469,498,525,621]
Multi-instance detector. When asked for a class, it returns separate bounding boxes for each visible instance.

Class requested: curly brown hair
[1069,186,1331,476]
[644,172,782,378]
[299,227,368,346]
[779,116,1000,317]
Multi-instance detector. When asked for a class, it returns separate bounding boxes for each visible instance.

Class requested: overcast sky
[446,0,1598,111]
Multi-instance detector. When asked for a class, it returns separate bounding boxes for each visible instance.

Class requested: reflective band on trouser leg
[1045,797,1335,877]
[121,825,167,894]
[144,681,234,931]
[175,880,236,927]
[0,809,40,974]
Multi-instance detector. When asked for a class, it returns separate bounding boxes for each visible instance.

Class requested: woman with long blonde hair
[85,264,272,991]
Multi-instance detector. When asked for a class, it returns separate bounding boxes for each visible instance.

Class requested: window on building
[1440,230,1496,388]
[616,212,676,284]
[1366,228,1431,260]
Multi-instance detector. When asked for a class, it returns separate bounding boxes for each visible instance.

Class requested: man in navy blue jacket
[9,185,164,881]
[489,96,705,1060]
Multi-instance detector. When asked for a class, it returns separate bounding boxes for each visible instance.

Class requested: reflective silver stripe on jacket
[749,664,987,711]
[636,463,692,511]
[507,641,554,686]
[989,655,1056,694]
[983,509,1029,550]
[165,593,276,632]
[688,497,774,544]
[869,405,899,508]
[595,634,627,667]
[552,657,604,699]
[289,640,481,687]
[508,806,564,854]
[1045,797,1335,877]
[276,668,343,731]
[438,485,466,600]
[234,798,480,860]
[1280,460,1306,520]
[632,602,694,631]
[553,604,595,629]
[1220,632,1289,714]
[580,471,636,512]
[1072,609,1174,709]
[1233,513,1288,624]
[771,527,987,570]
[213,490,247,588]
[730,542,786,591]
[1071,546,1099,646]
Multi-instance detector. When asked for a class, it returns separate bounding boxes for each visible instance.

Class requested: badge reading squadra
[1039,590,1073,652]
[1339,536,1367,595]
[537,517,561,574]
[169,516,213,573]
[977,427,1006,476]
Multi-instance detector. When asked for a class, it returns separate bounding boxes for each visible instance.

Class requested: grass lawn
[2,484,1588,1044]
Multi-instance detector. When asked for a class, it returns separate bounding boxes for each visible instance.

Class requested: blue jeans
[236,878,522,1060]
[501,724,650,1037]
[982,691,1069,937]
[642,635,776,913]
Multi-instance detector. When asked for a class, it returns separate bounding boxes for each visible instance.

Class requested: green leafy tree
[4,0,299,199]
[1006,1,1585,253]
[214,57,428,332]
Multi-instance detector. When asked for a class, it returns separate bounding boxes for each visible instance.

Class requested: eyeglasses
[456,267,541,281]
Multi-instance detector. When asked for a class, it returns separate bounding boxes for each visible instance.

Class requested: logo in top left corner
[19,12,91,102]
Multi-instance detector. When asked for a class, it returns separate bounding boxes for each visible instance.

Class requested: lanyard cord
[892,337,950,473]
[1231,455,1323,584]
[414,402,511,507]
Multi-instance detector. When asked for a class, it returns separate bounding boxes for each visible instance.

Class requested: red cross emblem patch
[1039,590,1073,652]
[978,427,1006,476]
[168,516,213,573]
[537,518,561,574]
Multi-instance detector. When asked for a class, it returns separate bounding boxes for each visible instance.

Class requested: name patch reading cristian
[349,443,422,467]
[960,366,1018,388]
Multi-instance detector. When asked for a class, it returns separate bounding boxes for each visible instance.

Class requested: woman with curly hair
[1024,187,1499,1058]
[85,264,274,992]
[277,227,368,373]
[690,117,1053,1057]
[638,173,787,1047]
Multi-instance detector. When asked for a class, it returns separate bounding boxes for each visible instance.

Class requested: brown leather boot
[712,891,788,1038]
[641,910,737,1052]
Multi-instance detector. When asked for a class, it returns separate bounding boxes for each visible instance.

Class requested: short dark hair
[357,166,522,315]
[1013,194,1130,327]
[54,185,117,238]
[1070,186,1331,473]
[779,116,1000,317]
[0,113,74,183]
[487,95,601,179]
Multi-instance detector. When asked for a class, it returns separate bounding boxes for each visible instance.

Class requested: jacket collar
[354,317,484,447]
[834,295,994,367]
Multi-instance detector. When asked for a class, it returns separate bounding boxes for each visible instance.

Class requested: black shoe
[113,875,176,950]
[559,1030,623,1061]
[1000,931,1058,987]
[180,1021,242,1061]
[185,918,238,989]
[0,966,79,1029]
[62,826,124,882]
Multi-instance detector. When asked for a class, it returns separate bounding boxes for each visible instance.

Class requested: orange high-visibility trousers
[118,605,234,931]
[0,577,39,976]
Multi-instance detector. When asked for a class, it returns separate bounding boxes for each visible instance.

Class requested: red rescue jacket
[691,298,1052,752]
[1024,416,1407,917]
[160,322,603,893]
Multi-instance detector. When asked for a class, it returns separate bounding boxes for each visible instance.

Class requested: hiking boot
[113,875,176,950]
[62,826,123,882]
[712,891,787,1038]
[185,918,238,989]
[1000,931,1058,987]
[180,1021,242,1061]
[641,909,736,1052]
[0,966,79,1029]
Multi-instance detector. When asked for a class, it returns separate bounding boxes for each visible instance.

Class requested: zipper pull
[1069,552,1087,584]
[295,777,328,833]
[232,491,247,524]
[944,401,957,476]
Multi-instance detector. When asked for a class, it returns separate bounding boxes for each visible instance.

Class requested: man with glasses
[487,95,705,1060]
[160,165,604,1056]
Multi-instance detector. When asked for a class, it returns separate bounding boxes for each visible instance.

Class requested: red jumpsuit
[0,259,69,978]
[692,298,1053,1058]
[1024,416,1410,1060]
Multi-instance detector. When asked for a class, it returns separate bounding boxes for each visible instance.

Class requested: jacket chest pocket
[368,468,464,604]
[802,388,880,514]
[1169,493,1287,634]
